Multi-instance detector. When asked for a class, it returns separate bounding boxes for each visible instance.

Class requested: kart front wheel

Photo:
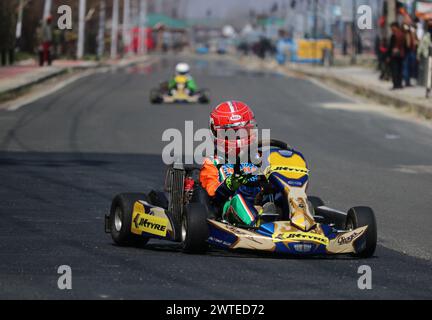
[308,196,325,210]
[199,94,210,104]
[308,196,324,216]
[346,207,377,258]
[181,203,209,254]
[110,193,150,247]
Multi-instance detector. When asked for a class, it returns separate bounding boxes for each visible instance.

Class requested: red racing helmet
[210,101,257,156]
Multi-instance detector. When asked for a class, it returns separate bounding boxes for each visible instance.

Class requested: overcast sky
[178,0,382,20]
[182,0,290,19]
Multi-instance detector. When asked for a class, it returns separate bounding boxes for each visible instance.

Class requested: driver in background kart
[169,63,197,96]
[199,101,262,227]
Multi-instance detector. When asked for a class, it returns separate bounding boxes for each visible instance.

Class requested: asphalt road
[0,55,431,299]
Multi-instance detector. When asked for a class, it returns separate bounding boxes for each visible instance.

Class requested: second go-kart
[150,75,210,104]
[105,140,377,258]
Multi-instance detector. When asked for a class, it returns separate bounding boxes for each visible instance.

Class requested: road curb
[287,67,432,120]
[0,56,152,104]
[229,55,432,120]
[0,68,67,101]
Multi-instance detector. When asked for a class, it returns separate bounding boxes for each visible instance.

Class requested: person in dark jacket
[38,16,53,67]
[402,23,418,87]
[388,22,406,89]
[0,1,17,66]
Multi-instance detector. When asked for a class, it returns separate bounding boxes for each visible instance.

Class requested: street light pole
[139,0,148,55]
[313,0,318,39]
[43,0,52,19]
[77,0,87,59]
[16,0,25,40]
[111,0,120,59]
[122,0,131,55]
[351,0,357,65]
[97,0,106,59]
[313,0,318,65]
[386,0,396,38]
[426,46,432,98]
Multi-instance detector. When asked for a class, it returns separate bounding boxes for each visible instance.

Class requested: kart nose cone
[290,212,316,232]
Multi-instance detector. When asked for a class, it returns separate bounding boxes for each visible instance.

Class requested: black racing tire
[181,203,209,254]
[308,196,325,216]
[110,193,150,247]
[308,196,325,209]
[346,207,377,258]
[198,94,210,104]
[150,89,163,104]
[197,89,210,104]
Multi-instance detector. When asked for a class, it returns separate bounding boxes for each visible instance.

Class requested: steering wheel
[257,139,292,152]
[235,139,292,171]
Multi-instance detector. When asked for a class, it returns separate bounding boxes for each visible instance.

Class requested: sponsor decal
[337,228,366,246]
[293,243,314,253]
[278,150,293,157]
[225,224,249,236]
[271,166,309,174]
[230,114,242,121]
[208,237,233,247]
[131,203,168,237]
[222,224,265,244]
[273,232,329,246]
[288,180,303,187]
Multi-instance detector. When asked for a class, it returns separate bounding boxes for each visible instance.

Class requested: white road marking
[2,58,157,112]
[393,165,432,175]
[385,134,401,140]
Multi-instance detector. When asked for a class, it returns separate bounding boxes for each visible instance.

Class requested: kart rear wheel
[198,89,210,104]
[346,207,377,258]
[181,203,209,254]
[198,94,209,104]
[150,89,163,104]
[110,193,150,247]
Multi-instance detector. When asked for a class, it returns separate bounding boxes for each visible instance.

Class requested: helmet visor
[213,121,258,156]
[212,121,257,140]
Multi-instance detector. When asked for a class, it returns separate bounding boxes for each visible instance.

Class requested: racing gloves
[225,174,252,191]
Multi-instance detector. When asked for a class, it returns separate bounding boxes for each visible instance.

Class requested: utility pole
[426,46,432,98]
[123,0,131,55]
[386,0,397,37]
[313,0,318,65]
[313,0,318,39]
[351,0,357,65]
[111,0,120,59]
[324,0,332,37]
[139,0,148,54]
[77,0,87,59]
[43,0,52,19]
[97,0,106,59]
[16,0,25,40]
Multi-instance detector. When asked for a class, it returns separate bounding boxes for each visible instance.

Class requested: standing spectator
[377,36,390,80]
[342,39,348,56]
[415,18,425,42]
[0,0,17,66]
[276,30,290,65]
[39,16,53,67]
[388,22,406,90]
[417,19,432,62]
[417,19,432,86]
[402,23,418,87]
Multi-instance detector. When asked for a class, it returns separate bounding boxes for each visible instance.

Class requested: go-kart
[150,75,210,104]
[105,140,377,257]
